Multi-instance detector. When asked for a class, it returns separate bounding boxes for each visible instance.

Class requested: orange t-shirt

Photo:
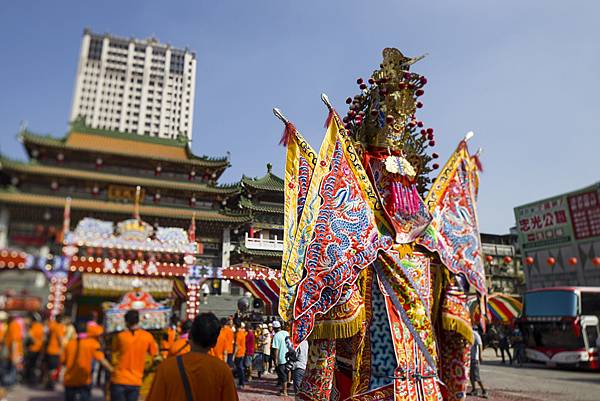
[5,320,24,358]
[46,321,66,356]
[0,322,6,345]
[111,329,158,386]
[234,329,246,358]
[209,330,227,361]
[146,352,239,401]
[28,322,45,353]
[161,327,177,358]
[62,337,105,387]
[167,337,190,358]
[222,325,234,354]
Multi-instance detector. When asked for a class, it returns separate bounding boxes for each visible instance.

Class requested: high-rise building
[70,29,196,141]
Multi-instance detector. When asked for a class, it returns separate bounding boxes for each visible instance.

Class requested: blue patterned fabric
[369,277,397,390]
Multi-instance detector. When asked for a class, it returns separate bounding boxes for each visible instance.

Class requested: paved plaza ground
[3,350,599,400]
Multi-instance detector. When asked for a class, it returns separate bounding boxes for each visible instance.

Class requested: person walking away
[4,315,24,386]
[271,320,290,396]
[201,282,210,305]
[233,322,246,389]
[110,310,159,401]
[146,312,239,401]
[512,326,525,367]
[24,314,45,384]
[244,324,255,382]
[161,315,180,359]
[293,340,308,394]
[45,315,66,389]
[222,318,235,367]
[498,329,512,365]
[467,326,487,398]
[85,321,104,388]
[167,320,192,358]
[209,318,229,362]
[62,322,114,401]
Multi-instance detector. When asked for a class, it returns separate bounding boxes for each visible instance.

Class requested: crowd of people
[483,324,526,367]
[0,309,307,400]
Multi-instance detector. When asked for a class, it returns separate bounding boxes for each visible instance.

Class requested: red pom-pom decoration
[432,152,439,159]
[429,140,436,147]
[415,89,424,97]
[547,257,556,266]
[568,257,578,266]
[357,78,364,85]
[593,257,600,266]
[345,97,352,104]
[360,83,367,90]
[432,163,439,169]
[417,121,424,128]
[525,256,535,266]
[485,255,494,263]
[416,102,423,108]
[503,256,513,264]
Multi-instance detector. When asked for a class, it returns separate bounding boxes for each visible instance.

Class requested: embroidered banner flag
[289,110,393,344]
[417,141,486,295]
[279,119,318,320]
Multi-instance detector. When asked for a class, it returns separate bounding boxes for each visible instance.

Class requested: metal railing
[244,233,284,251]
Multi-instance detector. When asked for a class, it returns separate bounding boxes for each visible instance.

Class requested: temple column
[0,207,9,249]
[221,227,231,294]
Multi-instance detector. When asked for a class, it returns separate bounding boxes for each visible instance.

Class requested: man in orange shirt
[222,318,235,367]
[24,315,45,384]
[110,310,159,401]
[208,318,229,362]
[45,315,66,390]
[233,321,247,389]
[161,315,179,359]
[62,322,113,401]
[167,320,191,358]
[4,315,24,385]
[146,312,238,401]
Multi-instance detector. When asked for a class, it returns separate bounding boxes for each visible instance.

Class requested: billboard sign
[515,195,572,250]
[514,183,600,251]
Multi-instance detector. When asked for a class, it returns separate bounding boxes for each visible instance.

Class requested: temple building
[0,120,283,300]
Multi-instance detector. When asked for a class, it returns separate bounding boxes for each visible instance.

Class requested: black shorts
[276,364,288,382]
[46,354,60,370]
[470,360,480,381]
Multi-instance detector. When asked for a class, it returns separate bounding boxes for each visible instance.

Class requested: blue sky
[1,1,599,234]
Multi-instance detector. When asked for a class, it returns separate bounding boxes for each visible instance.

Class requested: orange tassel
[279,122,296,147]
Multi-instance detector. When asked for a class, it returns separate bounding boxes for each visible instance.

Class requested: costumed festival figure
[276,48,487,401]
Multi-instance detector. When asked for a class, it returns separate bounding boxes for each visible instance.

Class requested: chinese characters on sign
[567,190,600,240]
[515,195,572,250]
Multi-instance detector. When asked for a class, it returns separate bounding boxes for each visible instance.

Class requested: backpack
[284,336,298,363]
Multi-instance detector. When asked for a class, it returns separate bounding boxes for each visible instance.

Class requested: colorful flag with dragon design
[288,111,393,345]
[417,141,486,296]
[279,120,317,320]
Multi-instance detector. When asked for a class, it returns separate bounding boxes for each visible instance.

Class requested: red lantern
[503,256,513,264]
[485,255,493,263]
[525,256,535,266]
[593,257,600,266]
[547,257,556,266]
[568,257,578,266]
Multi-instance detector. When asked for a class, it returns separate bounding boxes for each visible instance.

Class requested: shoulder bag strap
[176,355,194,401]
